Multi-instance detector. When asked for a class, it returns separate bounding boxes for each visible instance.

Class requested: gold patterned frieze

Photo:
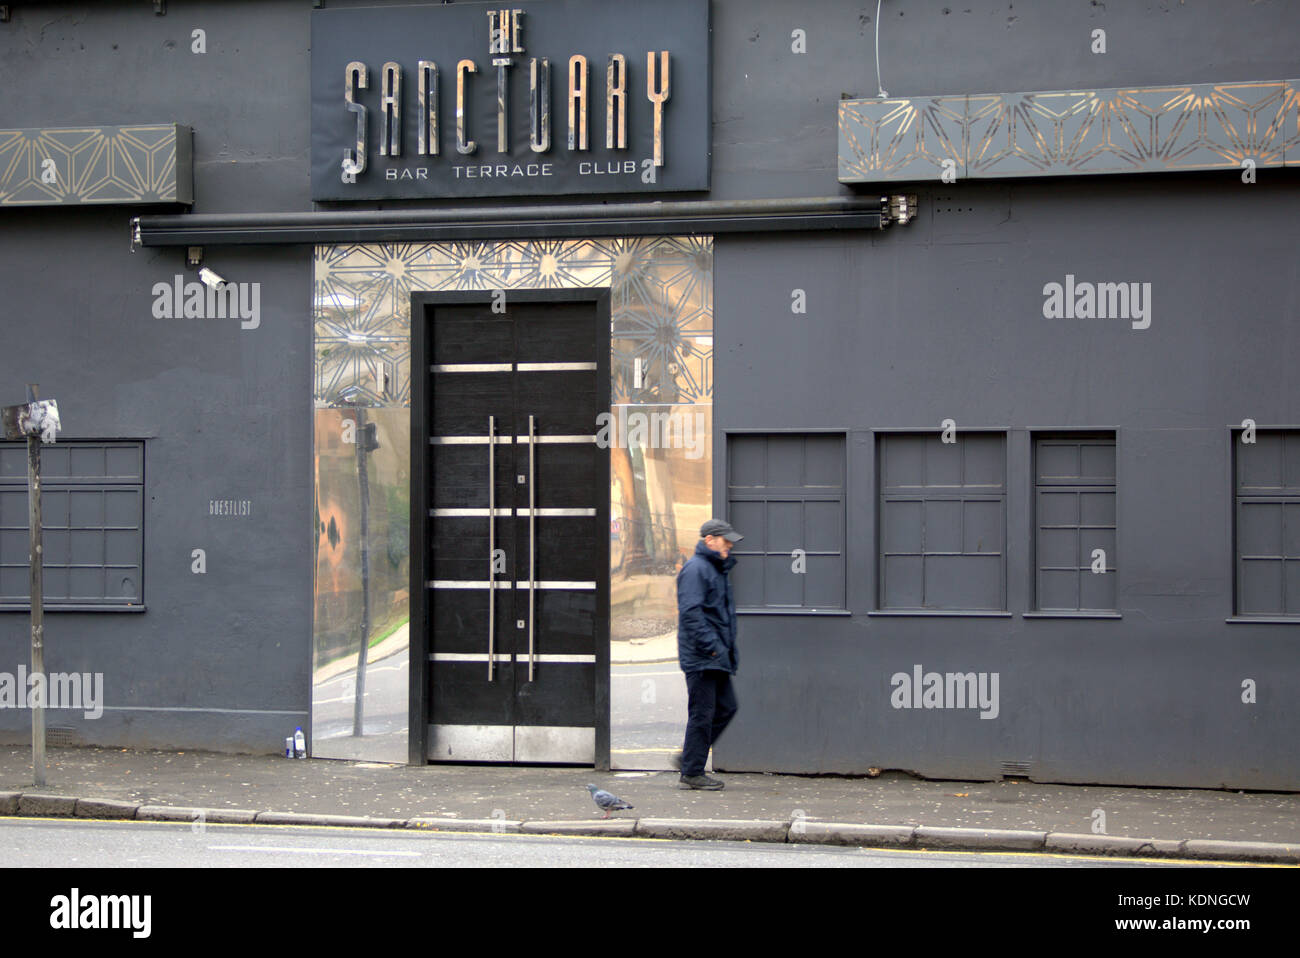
[840,80,1300,182]
[0,124,192,206]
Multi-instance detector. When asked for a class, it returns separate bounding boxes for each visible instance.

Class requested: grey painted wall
[0,0,1296,781]
[713,171,1299,787]
[1,2,316,752]
[0,204,312,750]
[711,0,1300,199]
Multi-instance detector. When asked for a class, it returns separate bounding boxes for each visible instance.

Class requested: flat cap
[700,518,744,541]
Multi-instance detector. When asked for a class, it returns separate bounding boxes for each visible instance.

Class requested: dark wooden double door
[416,292,609,764]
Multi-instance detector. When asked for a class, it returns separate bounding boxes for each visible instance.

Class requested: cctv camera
[198,267,228,289]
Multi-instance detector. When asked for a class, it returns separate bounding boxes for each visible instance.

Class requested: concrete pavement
[1,745,1297,863]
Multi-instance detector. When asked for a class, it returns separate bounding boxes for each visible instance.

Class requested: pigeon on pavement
[586,784,634,819]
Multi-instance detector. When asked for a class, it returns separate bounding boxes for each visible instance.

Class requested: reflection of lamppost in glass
[353,412,379,738]
[2,385,61,787]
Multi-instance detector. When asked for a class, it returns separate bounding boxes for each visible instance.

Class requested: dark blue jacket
[676,539,738,674]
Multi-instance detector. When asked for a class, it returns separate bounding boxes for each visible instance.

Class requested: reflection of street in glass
[609,418,710,770]
[611,627,700,771]
[312,406,411,764]
[609,407,711,581]
[312,623,409,764]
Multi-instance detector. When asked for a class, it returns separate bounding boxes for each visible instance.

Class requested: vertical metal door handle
[487,415,495,682]
[528,414,536,682]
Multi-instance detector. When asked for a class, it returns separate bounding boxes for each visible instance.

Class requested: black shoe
[669,751,683,771]
[679,774,724,790]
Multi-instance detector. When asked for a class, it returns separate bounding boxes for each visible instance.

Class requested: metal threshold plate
[428,724,595,764]
[515,725,596,764]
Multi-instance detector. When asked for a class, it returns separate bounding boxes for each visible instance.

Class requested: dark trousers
[681,669,738,776]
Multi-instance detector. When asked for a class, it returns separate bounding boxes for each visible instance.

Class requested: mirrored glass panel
[312,237,712,767]
[312,408,410,762]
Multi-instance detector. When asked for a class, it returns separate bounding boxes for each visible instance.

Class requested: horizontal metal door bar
[428,580,613,592]
[431,363,513,373]
[430,434,596,445]
[515,362,598,372]
[431,362,597,373]
[514,435,596,444]
[427,653,594,664]
[430,435,512,445]
[514,580,597,590]
[428,580,511,589]
[430,507,597,517]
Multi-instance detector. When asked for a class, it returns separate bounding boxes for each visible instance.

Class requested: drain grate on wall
[1000,760,1032,779]
[46,726,76,747]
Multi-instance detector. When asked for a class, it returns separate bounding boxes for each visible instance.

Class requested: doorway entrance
[411,290,611,764]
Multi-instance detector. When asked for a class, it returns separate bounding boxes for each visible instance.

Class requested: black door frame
[410,287,612,768]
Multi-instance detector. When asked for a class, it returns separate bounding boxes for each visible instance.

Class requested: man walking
[673,518,742,790]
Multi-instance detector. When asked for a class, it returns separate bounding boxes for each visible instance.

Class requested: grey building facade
[0,0,1296,790]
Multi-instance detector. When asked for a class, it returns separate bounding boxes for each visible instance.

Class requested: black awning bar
[133,196,901,246]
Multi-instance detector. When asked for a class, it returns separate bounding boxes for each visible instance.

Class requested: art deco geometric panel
[841,80,1300,183]
[313,236,714,408]
[0,125,192,206]
[838,95,968,182]
[1285,79,1300,167]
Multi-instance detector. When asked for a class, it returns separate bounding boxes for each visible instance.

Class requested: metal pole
[27,384,45,787]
